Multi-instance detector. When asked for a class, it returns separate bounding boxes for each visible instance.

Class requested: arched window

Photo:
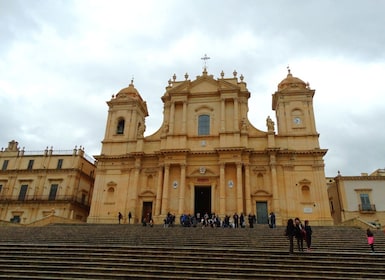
[198,114,210,135]
[116,119,125,134]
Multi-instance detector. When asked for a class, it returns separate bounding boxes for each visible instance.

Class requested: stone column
[169,103,175,134]
[270,153,280,216]
[182,101,187,134]
[178,164,186,215]
[244,163,251,215]
[233,98,239,131]
[220,98,225,132]
[130,159,141,220]
[161,164,170,215]
[236,162,243,214]
[219,163,226,216]
[155,165,164,215]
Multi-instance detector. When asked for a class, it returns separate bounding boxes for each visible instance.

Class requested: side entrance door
[256,201,268,224]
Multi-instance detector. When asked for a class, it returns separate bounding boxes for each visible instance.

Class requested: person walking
[285,218,296,254]
[118,212,123,224]
[304,220,313,251]
[367,228,375,253]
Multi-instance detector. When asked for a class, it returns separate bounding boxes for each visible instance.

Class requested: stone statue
[266,116,275,132]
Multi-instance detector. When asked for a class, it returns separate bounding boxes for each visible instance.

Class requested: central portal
[194,186,211,217]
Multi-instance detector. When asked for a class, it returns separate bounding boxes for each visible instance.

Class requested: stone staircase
[0,224,384,279]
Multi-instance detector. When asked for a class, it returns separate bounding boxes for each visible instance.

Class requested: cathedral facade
[87,68,333,226]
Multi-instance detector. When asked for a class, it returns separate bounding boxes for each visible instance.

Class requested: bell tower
[101,80,148,155]
[272,69,319,148]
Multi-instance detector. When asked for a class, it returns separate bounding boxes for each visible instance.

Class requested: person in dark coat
[285,218,296,254]
[294,217,304,252]
[304,220,313,251]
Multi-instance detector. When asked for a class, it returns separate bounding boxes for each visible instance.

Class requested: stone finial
[233,70,237,77]
[185,73,189,80]
[220,70,224,78]
[172,74,176,81]
[240,74,244,82]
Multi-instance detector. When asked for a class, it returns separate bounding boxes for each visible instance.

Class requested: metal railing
[0,194,90,207]
[358,204,376,212]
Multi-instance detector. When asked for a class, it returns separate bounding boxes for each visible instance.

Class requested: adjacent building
[327,169,385,227]
[88,68,333,226]
[0,140,95,224]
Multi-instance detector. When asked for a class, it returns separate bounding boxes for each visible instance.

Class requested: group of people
[285,217,312,254]
[178,212,257,228]
[285,218,377,254]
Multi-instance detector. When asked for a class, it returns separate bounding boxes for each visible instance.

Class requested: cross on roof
[201,54,210,69]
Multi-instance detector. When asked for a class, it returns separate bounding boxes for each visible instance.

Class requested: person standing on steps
[118,212,123,224]
[367,228,375,253]
[233,213,239,228]
[128,212,132,224]
[294,217,305,252]
[285,218,296,254]
[304,220,313,251]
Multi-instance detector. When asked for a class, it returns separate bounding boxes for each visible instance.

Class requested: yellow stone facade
[0,140,95,224]
[88,68,333,226]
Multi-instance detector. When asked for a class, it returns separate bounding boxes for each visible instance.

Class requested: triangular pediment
[167,74,240,95]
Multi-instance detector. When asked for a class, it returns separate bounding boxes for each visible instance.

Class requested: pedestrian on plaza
[233,213,239,228]
[367,228,375,253]
[285,218,296,254]
[118,212,123,224]
[269,212,276,228]
[128,212,132,224]
[294,217,305,252]
[304,220,313,251]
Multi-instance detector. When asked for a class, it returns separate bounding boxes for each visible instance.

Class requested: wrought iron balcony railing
[0,194,90,207]
[358,204,376,212]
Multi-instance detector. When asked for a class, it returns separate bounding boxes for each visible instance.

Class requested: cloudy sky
[0,0,384,177]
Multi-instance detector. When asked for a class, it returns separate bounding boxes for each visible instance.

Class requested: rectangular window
[0,184,2,193]
[360,193,371,211]
[27,160,34,170]
[57,159,63,169]
[198,115,210,135]
[18,184,28,201]
[2,160,9,171]
[48,184,58,200]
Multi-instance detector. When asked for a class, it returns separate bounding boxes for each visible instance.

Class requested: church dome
[278,71,307,91]
[116,80,143,101]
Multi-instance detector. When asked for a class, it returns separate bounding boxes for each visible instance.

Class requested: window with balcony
[359,193,376,212]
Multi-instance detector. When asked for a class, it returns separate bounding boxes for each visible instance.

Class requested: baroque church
[87,66,333,226]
